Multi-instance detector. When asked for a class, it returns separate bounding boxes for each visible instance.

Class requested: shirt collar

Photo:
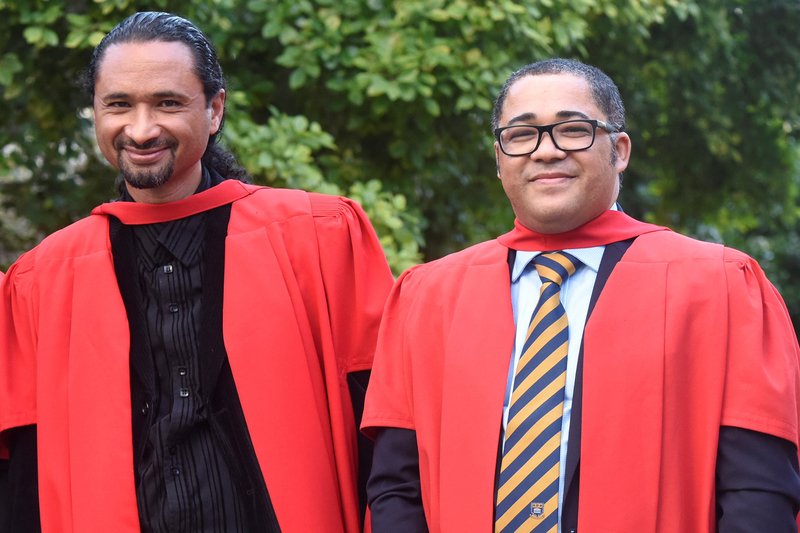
[122,166,213,267]
[155,211,207,266]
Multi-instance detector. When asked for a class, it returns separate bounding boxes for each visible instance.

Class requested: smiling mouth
[115,137,177,166]
[122,147,170,165]
[531,173,573,183]
[114,139,177,166]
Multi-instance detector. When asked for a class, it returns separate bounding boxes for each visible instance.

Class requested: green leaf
[87,31,106,47]
[423,98,441,116]
[40,5,63,24]
[41,28,59,47]
[23,26,44,44]
[66,14,92,27]
[247,0,270,12]
[428,8,450,21]
[0,67,13,87]
[289,69,307,89]
[262,20,282,38]
[323,13,342,31]
[0,53,22,79]
[64,31,86,49]
[455,94,474,111]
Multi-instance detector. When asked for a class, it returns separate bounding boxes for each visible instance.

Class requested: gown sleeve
[0,251,39,447]
[720,248,800,445]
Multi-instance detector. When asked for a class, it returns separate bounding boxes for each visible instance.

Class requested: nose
[124,106,161,145]
[531,131,566,162]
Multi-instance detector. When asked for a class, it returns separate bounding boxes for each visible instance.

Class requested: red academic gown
[362,211,800,533]
[0,180,393,533]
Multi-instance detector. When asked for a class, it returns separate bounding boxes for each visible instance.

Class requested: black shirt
[121,170,247,532]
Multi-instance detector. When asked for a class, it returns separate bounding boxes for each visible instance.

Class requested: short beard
[118,156,175,190]
[114,137,177,190]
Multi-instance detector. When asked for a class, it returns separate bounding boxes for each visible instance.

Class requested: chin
[519,212,587,234]
[119,159,175,191]
[121,168,174,190]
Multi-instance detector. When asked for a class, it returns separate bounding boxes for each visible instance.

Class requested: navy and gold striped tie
[495,251,581,533]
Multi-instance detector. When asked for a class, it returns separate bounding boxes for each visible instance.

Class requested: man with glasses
[361,59,800,533]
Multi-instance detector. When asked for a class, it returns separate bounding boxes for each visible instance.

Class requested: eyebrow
[99,92,131,101]
[152,91,188,99]
[506,109,592,125]
[99,91,189,101]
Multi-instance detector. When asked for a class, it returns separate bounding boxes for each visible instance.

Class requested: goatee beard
[118,157,175,190]
[114,137,177,190]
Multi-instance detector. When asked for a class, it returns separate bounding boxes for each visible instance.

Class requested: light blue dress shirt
[502,241,607,532]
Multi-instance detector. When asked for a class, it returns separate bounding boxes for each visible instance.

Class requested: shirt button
[163,264,174,274]
[178,366,187,376]
[169,304,179,313]
[168,446,177,455]
[171,466,180,476]
[141,402,150,416]
[179,388,190,398]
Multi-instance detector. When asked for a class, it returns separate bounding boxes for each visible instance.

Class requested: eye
[506,128,538,142]
[107,101,131,108]
[558,124,592,137]
[159,100,182,107]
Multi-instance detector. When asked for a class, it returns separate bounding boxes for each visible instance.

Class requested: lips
[122,147,170,165]
[531,172,574,183]
[114,137,177,166]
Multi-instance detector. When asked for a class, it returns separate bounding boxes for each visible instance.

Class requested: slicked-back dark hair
[491,58,626,133]
[84,11,248,182]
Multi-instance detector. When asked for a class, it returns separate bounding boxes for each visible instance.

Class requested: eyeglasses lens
[500,120,595,155]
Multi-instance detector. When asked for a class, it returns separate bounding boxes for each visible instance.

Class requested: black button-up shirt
[123,171,247,532]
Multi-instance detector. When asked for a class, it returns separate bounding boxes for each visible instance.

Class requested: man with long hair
[0,12,392,533]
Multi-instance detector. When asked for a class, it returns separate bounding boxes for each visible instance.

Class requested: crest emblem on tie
[530,502,545,519]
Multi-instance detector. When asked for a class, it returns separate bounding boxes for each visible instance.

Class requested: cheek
[177,115,211,144]
[94,117,120,147]
[500,177,528,211]
[497,157,521,182]
[94,126,116,155]
[585,170,620,207]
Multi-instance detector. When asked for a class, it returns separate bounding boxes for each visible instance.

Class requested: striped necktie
[495,251,581,533]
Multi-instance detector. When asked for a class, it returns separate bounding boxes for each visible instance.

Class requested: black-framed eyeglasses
[494,119,620,156]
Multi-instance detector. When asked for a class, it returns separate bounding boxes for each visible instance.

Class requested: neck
[497,210,669,251]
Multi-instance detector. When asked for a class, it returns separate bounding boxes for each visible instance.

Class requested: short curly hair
[491,58,626,133]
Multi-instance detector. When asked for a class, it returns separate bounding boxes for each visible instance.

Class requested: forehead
[500,73,602,124]
[94,40,200,95]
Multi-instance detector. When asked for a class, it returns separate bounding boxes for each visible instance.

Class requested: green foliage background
[1,0,799,332]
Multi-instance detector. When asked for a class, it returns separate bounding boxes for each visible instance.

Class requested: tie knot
[533,251,581,286]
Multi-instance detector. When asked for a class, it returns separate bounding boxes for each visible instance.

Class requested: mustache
[113,137,177,152]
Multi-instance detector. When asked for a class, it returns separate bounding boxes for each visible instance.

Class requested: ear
[494,141,502,179]
[209,89,226,135]
[614,132,631,174]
